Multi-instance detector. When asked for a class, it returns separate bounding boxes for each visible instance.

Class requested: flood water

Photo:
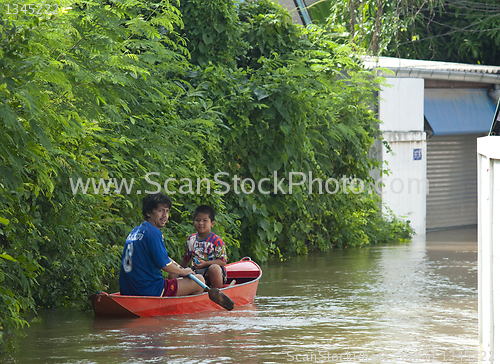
[2,228,479,364]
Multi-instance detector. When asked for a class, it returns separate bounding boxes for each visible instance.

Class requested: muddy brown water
[2,228,479,363]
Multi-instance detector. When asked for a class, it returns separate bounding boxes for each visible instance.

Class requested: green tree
[0,0,238,350]
[388,0,500,65]
[178,0,414,260]
[176,0,243,65]
[329,0,500,65]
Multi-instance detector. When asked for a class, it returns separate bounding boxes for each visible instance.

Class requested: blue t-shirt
[119,221,172,296]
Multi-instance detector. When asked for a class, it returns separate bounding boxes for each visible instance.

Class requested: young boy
[177,205,227,288]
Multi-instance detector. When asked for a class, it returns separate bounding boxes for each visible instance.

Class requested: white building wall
[477,136,500,362]
[379,78,427,235]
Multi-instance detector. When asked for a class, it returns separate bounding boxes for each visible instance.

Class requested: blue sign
[413,148,422,161]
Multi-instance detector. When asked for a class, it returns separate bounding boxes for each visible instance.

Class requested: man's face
[146,203,170,229]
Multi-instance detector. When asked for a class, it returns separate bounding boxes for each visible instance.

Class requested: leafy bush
[177,0,414,260]
[0,0,238,350]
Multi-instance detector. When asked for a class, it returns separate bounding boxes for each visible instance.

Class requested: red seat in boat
[226,258,261,280]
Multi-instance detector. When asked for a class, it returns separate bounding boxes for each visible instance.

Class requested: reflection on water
[2,228,478,364]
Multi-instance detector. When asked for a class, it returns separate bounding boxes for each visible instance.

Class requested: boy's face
[194,212,215,236]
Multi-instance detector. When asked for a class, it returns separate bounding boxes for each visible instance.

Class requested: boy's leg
[176,274,205,296]
[207,265,224,288]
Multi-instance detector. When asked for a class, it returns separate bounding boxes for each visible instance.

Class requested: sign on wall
[413,148,422,161]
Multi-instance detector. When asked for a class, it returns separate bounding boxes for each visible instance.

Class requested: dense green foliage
[0,0,412,352]
[386,0,500,65]
[0,0,239,350]
[175,0,413,260]
[329,0,500,65]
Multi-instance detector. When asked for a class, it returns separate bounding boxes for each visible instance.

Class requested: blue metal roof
[424,89,496,135]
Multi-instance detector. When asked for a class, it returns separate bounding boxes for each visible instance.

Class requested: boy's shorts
[162,278,178,297]
[195,266,227,286]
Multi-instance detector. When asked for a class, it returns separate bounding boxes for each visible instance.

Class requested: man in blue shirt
[119,193,204,296]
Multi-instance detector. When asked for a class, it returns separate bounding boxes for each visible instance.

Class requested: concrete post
[477,135,500,361]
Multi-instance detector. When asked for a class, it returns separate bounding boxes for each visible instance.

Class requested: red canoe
[90,258,262,317]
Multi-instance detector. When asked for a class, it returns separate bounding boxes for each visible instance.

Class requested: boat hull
[90,258,261,317]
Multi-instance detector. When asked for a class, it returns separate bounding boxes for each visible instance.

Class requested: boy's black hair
[142,193,172,220]
[193,205,215,221]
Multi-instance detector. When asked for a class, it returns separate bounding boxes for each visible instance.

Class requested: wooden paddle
[187,273,234,311]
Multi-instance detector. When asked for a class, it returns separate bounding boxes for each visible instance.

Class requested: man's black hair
[193,205,215,221]
[142,193,172,220]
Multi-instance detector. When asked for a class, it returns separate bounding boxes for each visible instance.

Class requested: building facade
[364,57,500,234]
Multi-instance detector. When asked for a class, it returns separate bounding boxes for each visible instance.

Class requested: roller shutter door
[426,133,484,230]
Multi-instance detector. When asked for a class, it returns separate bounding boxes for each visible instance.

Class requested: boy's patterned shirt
[183,232,227,266]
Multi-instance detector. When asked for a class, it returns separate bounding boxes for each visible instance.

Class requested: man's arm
[162,260,193,276]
